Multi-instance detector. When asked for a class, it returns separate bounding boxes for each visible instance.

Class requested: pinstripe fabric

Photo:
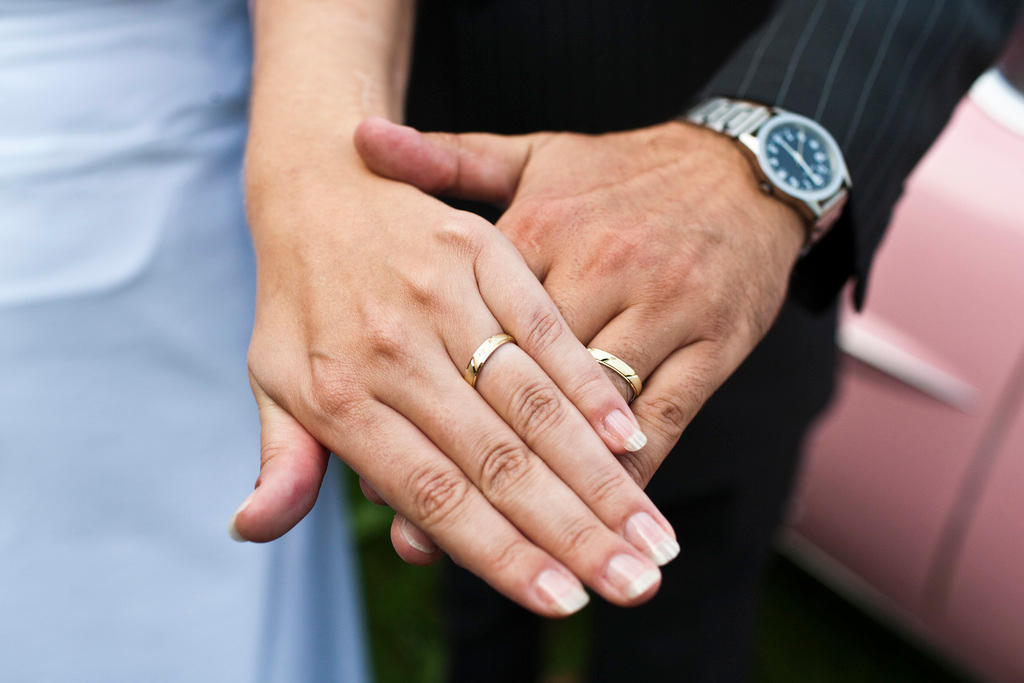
[774,0,828,105]
[701,0,1022,308]
[408,0,1018,310]
[813,0,867,120]
[841,0,909,151]
[738,8,788,95]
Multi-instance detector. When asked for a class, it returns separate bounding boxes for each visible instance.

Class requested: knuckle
[645,393,693,444]
[569,366,614,400]
[396,266,445,314]
[435,216,486,257]
[574,363,636,410]
[507,380,564,435]
[699,296,739,341]
[258,438,292,469]
[361,311,411,362]
[584,230,644,276]
[554,519,604,558]
[508,196,554,231]
[585,467,631,508]
[618,451,654,488]
[476,437,535,496]
[640,265,694,308]
[407,467,472,527]
[486,538,530,577]
[501,199,557,256]
[602,337,650,378]
[520,306,564,354]
[663,276,691,304]
[308,354,362,419]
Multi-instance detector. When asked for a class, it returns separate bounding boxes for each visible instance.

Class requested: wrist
[244,138,374,234]
[662,120,805,264]
[682,97,851,252]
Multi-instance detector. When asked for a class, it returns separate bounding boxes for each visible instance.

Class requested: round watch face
[755,112,845,203]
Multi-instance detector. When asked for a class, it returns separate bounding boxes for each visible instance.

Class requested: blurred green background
[347,470,974,683]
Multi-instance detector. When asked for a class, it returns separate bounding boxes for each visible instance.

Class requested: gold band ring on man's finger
[588,347,643,403]
[464,333,516,388]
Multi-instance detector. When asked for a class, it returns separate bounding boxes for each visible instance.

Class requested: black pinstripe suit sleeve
[699,0,1022,310]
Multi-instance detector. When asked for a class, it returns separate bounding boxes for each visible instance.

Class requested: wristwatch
[684,97,851,249]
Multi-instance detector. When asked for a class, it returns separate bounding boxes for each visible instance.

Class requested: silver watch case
[686,98,851,246]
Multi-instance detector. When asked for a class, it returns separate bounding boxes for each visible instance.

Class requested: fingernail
[400,517,438,554]
[606,554,660,599]
[604,410,647,452]
[536,569,590,615]
[227,492,255,543]
[625,512,680,566]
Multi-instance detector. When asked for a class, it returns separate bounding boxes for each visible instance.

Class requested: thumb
[228,375,330,543]
[353,116,535,207]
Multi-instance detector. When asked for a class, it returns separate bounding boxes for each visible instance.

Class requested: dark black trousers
[441,299,840,683]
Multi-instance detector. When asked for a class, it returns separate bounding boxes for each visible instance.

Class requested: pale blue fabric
[0,1,370,681]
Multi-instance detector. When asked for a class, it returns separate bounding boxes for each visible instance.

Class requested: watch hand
[778,138,815,179]
[797,127,805,158]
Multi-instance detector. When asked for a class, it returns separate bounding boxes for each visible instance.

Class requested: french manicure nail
[606,554,660,599]
[536,569,590,615]
[227,492,255,543]
[401,517,438,554]
[625,512,680,566]
[604,410,648,452]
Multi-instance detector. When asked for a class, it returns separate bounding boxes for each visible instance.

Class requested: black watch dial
[758,113,843,201]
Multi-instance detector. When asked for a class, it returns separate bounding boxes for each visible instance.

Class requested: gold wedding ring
[588,347,643,403]
[464,333,516,388]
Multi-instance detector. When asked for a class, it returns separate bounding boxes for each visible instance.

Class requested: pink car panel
[941,398,1024,682]
[786,69,1024,682]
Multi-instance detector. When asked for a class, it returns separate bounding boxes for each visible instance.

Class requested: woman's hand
[234,165,679,616]
[235,0,680,616]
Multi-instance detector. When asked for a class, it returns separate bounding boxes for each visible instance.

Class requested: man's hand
[354,117,806,490]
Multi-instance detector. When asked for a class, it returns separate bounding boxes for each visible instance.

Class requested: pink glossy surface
[790,93,1024,678]
[937,404,1024,682]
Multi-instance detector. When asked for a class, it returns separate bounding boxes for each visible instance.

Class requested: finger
[307,399,594,617]
[473,343,680,567]
[586,302,688,391]
[353,116,534,207]
[390,513,442,565]
[382,362,663,602]
[229,375,331,543]
[475,238,648,454]
[531,266,645,404]
[359,477,388,506]
[617,340,743,489]
[538,263,625,345]
[381,359,664,602]
[405,323,678,567]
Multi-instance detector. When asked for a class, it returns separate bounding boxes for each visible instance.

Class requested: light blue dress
[0,1,370,681]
